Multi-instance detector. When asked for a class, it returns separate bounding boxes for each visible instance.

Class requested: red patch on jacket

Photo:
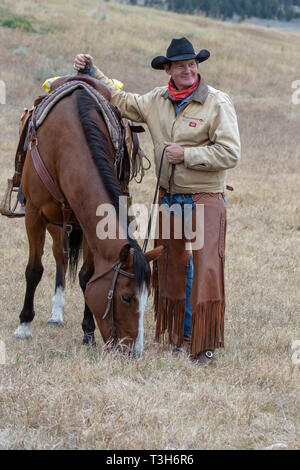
[189,122,197,128]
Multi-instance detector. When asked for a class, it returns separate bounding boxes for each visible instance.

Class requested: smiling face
[164,59,199,90]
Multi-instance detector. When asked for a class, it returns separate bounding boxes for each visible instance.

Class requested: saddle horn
[78,64,90,75]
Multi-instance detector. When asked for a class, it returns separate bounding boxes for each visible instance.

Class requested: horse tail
[68,227,83,282]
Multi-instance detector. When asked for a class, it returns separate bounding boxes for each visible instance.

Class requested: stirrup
[0,178,25,218]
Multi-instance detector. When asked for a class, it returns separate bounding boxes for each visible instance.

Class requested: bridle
[86,255,135,339]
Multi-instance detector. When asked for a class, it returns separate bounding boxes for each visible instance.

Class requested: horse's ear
[119,244,132,264]
[145,245,165,263]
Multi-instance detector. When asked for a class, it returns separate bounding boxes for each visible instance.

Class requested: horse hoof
[14,323,32,340]
[46,320,64,327]
[82,333,96,346]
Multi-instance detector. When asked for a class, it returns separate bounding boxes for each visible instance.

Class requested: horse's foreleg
[79,240,95,346]
[14,204,46,339]
[46,224,66,327]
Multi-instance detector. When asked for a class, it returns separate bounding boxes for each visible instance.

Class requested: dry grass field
[0,0,299,450]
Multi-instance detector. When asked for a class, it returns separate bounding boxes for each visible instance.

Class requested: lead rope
[141,147,174,334]
[142,146,167,253]
[164,163,175,314]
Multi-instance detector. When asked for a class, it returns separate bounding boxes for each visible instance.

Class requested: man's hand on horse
[164,142,184,164]
[73,54,94,72]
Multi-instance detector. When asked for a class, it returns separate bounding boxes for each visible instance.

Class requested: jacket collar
[162,75,209,104]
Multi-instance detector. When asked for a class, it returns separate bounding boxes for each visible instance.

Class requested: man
[74,37,241,365]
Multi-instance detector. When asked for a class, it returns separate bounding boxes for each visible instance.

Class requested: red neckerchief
[168,75,200,102]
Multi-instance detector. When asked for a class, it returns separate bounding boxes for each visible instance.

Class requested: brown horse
[13,85,163,355]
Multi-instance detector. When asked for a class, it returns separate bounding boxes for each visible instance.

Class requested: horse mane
[76,88,151,289]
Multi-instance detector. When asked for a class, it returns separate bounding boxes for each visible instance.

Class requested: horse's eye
[121,294,131,304]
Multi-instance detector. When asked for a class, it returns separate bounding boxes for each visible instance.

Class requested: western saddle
[0,72,149,219]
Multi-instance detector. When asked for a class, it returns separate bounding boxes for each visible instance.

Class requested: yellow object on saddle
[108,79,124,90]
[42,77,124,93]
[42,77,61,93]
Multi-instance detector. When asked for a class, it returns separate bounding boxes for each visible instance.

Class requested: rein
[89,145,172,339]
[142,146,174,312]
[164,163,175,306]
[142,146,174,250]
[142,146,167,253]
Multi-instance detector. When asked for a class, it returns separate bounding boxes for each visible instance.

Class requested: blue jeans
[161,193,194,336]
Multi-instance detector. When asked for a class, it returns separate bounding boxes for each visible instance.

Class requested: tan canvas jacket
[93,68,241,193]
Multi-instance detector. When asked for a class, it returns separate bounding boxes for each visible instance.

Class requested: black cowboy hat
[151,37,210,70]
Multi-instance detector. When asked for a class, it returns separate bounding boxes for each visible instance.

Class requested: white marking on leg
[47,286,65,325]
[134,283,148,356]
[14,322,32,339]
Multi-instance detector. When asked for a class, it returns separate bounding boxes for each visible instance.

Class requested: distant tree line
[128,0,300,21]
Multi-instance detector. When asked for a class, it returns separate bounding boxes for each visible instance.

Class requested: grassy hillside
[0,0,299,450]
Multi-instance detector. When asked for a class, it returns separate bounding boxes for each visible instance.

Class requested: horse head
[84,244,164,355]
